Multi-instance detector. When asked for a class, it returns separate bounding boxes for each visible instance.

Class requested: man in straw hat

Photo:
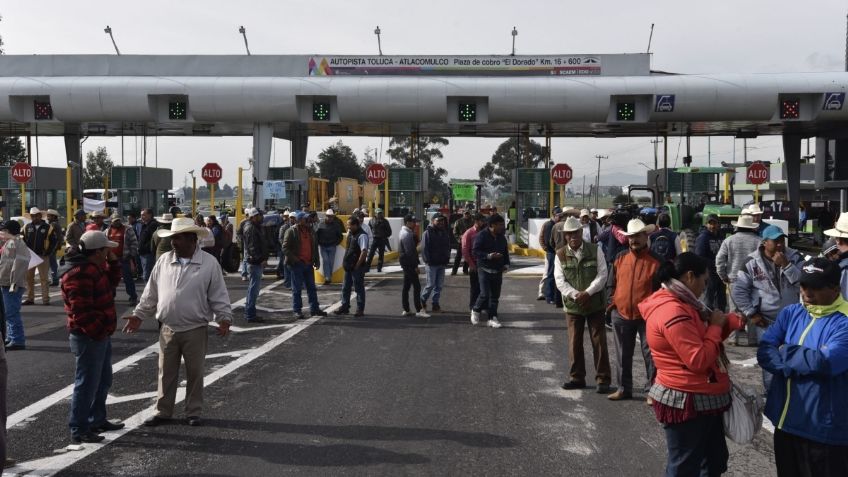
[732,224,802,391]
[123,217,232,428]
[823,211,848,299]
[554,217,612,393]
[151,213,176,260]
[45,209,63,286]
[757,257,848,476]
[23,207,58,306]
[741,203,768,236]
[716,214,764,344]
[137,208,160,281]
[60,230,123,443]
[606,218,661,401]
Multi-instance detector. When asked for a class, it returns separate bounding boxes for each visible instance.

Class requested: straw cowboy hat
[731,215,758,229]
[624,218,657,236]
[155,217,211,239]
[560,217,582,233]
[597,209,612,220]
[156,213,174,224]
[742,203,764,215]
[824,212,848,239]
[580,209,592,218]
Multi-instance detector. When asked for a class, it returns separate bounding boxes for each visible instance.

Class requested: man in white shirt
[554,217,611,393]
[123,218,232,428]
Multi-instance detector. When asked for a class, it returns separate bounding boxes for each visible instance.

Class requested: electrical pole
[594,155,607,208]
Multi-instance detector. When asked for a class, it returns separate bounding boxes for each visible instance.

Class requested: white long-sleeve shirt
[554,243,608,299]
[133,247,233,331]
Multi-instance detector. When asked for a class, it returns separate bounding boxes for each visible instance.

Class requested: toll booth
[513,168,562,227]
[334,177,360,214]
[111,166,174,216]
[0,166,80,225]
[266,167,308,211]
[376,168,427,219]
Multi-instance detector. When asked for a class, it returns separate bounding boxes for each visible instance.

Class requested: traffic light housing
[34,101,53,120]
[168,101,187,120]
[780,99,800,120]
[616,102,635,121]
[312,102,331,121]
[458,103,477,122]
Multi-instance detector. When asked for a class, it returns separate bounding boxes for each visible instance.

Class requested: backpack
[650,229,677,262]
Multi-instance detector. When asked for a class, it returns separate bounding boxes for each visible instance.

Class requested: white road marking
[204,349,252,359]
[525,334,553,344]
[730,357,758,368]
[105,392,157,405]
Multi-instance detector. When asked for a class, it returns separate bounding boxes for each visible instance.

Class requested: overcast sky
[1,0,846,188]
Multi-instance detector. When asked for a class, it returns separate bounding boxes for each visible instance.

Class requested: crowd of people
[0,200,844,477]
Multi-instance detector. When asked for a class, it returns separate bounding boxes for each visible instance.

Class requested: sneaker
[241,276,248,282]
[596,384,612,394]
[415,310,431,319]
[561,380,586,390]
[334,308,350,315]
[354,310,364,317]
[185,416,202,427]
[4,344,25,351]
[487,317,503,329]
[292,312,305,320]
[607,390,633,401]
[311,309,328,317]
[245,316,265,323]
[470,310,481,326]
[71,431,105,443]
[401,310,415,317]
[536,295,545,301]
[22,300,34,306]
[143,416,171,427]
[432,304,442,313]
[4,458,16,469]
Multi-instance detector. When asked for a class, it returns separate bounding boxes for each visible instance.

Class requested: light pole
[374,26,383,56]
[511,27,518,56]
[650,138,663,171]
[104,26,121,55]
[239,26,251,55]
[594,155,608,208]
[188,170,197,217]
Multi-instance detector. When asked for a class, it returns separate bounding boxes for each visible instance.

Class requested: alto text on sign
[202,163,223,184]
[551,163,573,186]
[366,164,387,185]
[11,162,33,184]
[746,162,769,185]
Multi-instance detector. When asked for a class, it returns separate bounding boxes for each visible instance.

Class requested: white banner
[83,198,106,213]
[308,55,602,76]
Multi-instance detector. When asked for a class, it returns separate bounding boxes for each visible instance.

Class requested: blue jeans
[473,269,503,317]
[139,253,155,282]
[121,258,137,300]
[244,263,264,321]
[2,286,25,345]
[755,325,773,392]
[320,246,337,282]
[544,251,556,302]
[663,413,728,477]
[68,334,112,437]
[420,265,446,306]
[341,267,366,312]
[276,245,286,278]
[49,253,59,283]
[288,262,320,314]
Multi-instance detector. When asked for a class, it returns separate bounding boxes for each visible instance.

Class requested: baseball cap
[247,208,262,218]
[822,238,840,257]
[295,211,308,221]
[0,220,21,235]
[799,258,841,289]
[74,209,86,217]
[552,207,562,215]
[375,208,384,214]
[403,214,418,223]
[706,214,720,224]
[325,209,335,216]
[80,231,118,250]
[761,225,785,241]
[487,214,505,225]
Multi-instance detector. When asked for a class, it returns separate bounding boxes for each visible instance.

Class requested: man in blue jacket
[695,214,726,311]
[420,214,451,313]
[471,214,510,329]
[758,257,848,476]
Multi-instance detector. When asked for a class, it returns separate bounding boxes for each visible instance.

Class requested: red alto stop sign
[746,162,769,185]
[365,163,387,185]
[551,163,573,185]
[10,162,33,184]
[202,163,223,184]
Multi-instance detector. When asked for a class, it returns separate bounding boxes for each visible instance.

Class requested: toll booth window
[780,99,800,120]
[34,101,53,120]
[458,103,477,122]
[313,102,331,121]
[169,101,188,120]
[616,102,635,121]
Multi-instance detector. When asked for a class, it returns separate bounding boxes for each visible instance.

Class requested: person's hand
[216,321,231,337]
[708,309,728,328]
[749,313,765,328]
[773,251,788,268]
[575,291,591,307]
[122,316,142,333]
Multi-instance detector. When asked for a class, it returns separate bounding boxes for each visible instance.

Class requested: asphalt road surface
[2,257,777,476]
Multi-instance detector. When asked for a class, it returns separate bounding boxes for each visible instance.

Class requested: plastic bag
[723,382,763,444]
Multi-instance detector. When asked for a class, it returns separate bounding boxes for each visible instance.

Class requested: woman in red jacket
[639,252,745,477]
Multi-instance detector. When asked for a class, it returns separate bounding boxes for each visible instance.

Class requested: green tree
[478,137,544,188]
[385,136,450,200]
[0,16,27,167]
[83,146,114,189]
[315,140,364,195]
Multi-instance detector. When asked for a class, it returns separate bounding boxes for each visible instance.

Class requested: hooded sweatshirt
[59,254,122,341]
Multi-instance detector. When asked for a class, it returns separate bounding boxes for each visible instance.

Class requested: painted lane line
[6,342,159,429]
[105,392,157,405]
[6,316,324,477]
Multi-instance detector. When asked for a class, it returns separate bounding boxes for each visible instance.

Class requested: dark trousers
[340,267,366,312]
[704,268,727,312]
[367,238,389,271]
[774,429,848,477]
[451,245,467,274]
[663,413,729,477]
[544,251,556,302]
[611,309,655,394]
[68,334,112,437]
[401,266,422,312]
[468,269,480,310]
[473,269,503,317]
[566,312,611,385]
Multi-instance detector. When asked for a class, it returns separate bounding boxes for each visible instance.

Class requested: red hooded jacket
[639,289,743,395]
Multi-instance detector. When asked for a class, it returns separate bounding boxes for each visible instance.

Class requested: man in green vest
[554,217,612,393]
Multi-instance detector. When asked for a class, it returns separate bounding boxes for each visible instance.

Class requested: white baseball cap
[325,209,335,216]
[80,231,118,250]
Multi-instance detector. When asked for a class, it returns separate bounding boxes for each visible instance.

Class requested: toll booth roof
[674,167,736,174]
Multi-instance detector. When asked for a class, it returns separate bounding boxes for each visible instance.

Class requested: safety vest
[558,242,606,315]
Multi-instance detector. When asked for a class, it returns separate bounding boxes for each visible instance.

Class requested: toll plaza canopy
[0,53,847,138]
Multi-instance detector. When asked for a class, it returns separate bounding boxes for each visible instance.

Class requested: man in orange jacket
[607,219,662,401]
